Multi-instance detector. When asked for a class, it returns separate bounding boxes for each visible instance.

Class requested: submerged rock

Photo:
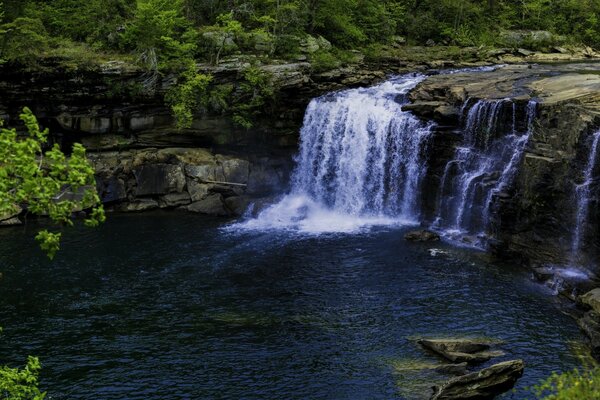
[431,359,525,400]
[405,230,441,242]
[184,193,231,216]
[418,339,504,364]
[577,311,600,360]
[580,288,600,314]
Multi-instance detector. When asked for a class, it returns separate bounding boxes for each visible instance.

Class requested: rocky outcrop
[418,339,504,364]
[408,63,600,267]
[405,230,441,242]
[90,147,291,216]
[431,360,525,400]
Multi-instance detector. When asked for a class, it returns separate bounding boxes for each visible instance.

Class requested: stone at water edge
[405,230,441,242]
[418,339,505,364]
[431,359,525,400]
[580,288,600,314]
[577,311,600,361]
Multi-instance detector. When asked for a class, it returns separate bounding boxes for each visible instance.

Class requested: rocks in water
[405,230,441,242]
[89,147,292,216]
[577,311,600,361]
[580,288,600,314]
[577,288,600,361]
[531,265,598,301]
[0,205,22,226]
[431,360,525,400]
[133,164,186,196]
[119,198,159,212]
[418,339,504,364]
[434,363,469,376]
[159,192,191,208]
[184,194,231,216]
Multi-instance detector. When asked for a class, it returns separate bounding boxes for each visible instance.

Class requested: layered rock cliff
[408,63,600,266]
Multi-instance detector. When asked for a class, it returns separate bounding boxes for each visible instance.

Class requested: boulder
[184,194,230,216]
[224,196,252,216]
[300,35,321,54]
[431,360,525,400]
[580,288,600,314]
[133,164,186,196]
[215,156,250,184]
[434,363,469,376]
[405,230,441,242]
[418,339,504,364]
[159,192,191,208]
[185,164,217,182]
[187,180,212,202]
[0,205,22,226]
[516,48,534,57]
[577,311,600,360]
[120,198,159,212]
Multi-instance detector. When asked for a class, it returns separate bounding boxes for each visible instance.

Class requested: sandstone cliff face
[408,63,600,266]
[2,58,600,266]
[0,59,391,216]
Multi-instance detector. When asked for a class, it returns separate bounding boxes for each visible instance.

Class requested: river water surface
[0,212,585,399]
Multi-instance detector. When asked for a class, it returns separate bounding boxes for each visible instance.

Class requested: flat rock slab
[418,339,504,364]
[580,288,600,314]
[405,230,441,242]
[431,359,525,400]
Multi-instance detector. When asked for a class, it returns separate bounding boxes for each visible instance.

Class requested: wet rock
[516,48,534,57]
[431,360,525,400]
[184,194,230,216]
[577,311,600,360]
[187,180,212,202]
[0,205,22,226]
[405,230,441,242]
[580,288,600,314]
[434,363,469,376]
[224,196,252,216]
[120,198,159,212]
[215,156,250,184]
[133,164,186,196]
[159,192,191,208]
[418,339,504,364]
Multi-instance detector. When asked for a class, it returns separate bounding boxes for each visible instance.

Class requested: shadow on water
[0,212,586,399]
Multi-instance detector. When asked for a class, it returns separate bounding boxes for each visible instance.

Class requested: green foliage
[166,63,214,129]
[310,50,340,72]
[0,108,105,259]
[0,17,48,65]
[0,356,45,400]
[232,66,275,129]
[27,0,133,48]
[120,0,197,71]
[532,367,600,399]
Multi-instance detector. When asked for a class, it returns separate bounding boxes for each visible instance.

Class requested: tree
[0,108,105,259]
[120,0,197,76]
[0,354,46,400]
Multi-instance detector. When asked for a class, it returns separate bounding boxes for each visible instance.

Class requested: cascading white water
[570,130,600,263]
[234,75,433,233]
[434,99,536,243]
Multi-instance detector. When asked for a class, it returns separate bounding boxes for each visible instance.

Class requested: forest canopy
[0,0,599,68]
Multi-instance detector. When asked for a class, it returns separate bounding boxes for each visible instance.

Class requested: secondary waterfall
[235,75,433,233]
[433,99,536,243]
[571,130,600,263]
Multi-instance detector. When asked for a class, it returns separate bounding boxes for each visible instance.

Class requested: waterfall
[570,130,600,263]
[234,75,434,233]
[433,99,536,243]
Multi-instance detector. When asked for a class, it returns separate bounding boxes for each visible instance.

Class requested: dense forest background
[1,0,599,69]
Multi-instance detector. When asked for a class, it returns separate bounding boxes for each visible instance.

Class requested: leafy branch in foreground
[0,107,105,259]
[0,354,46,400]
[532,366,600,399]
